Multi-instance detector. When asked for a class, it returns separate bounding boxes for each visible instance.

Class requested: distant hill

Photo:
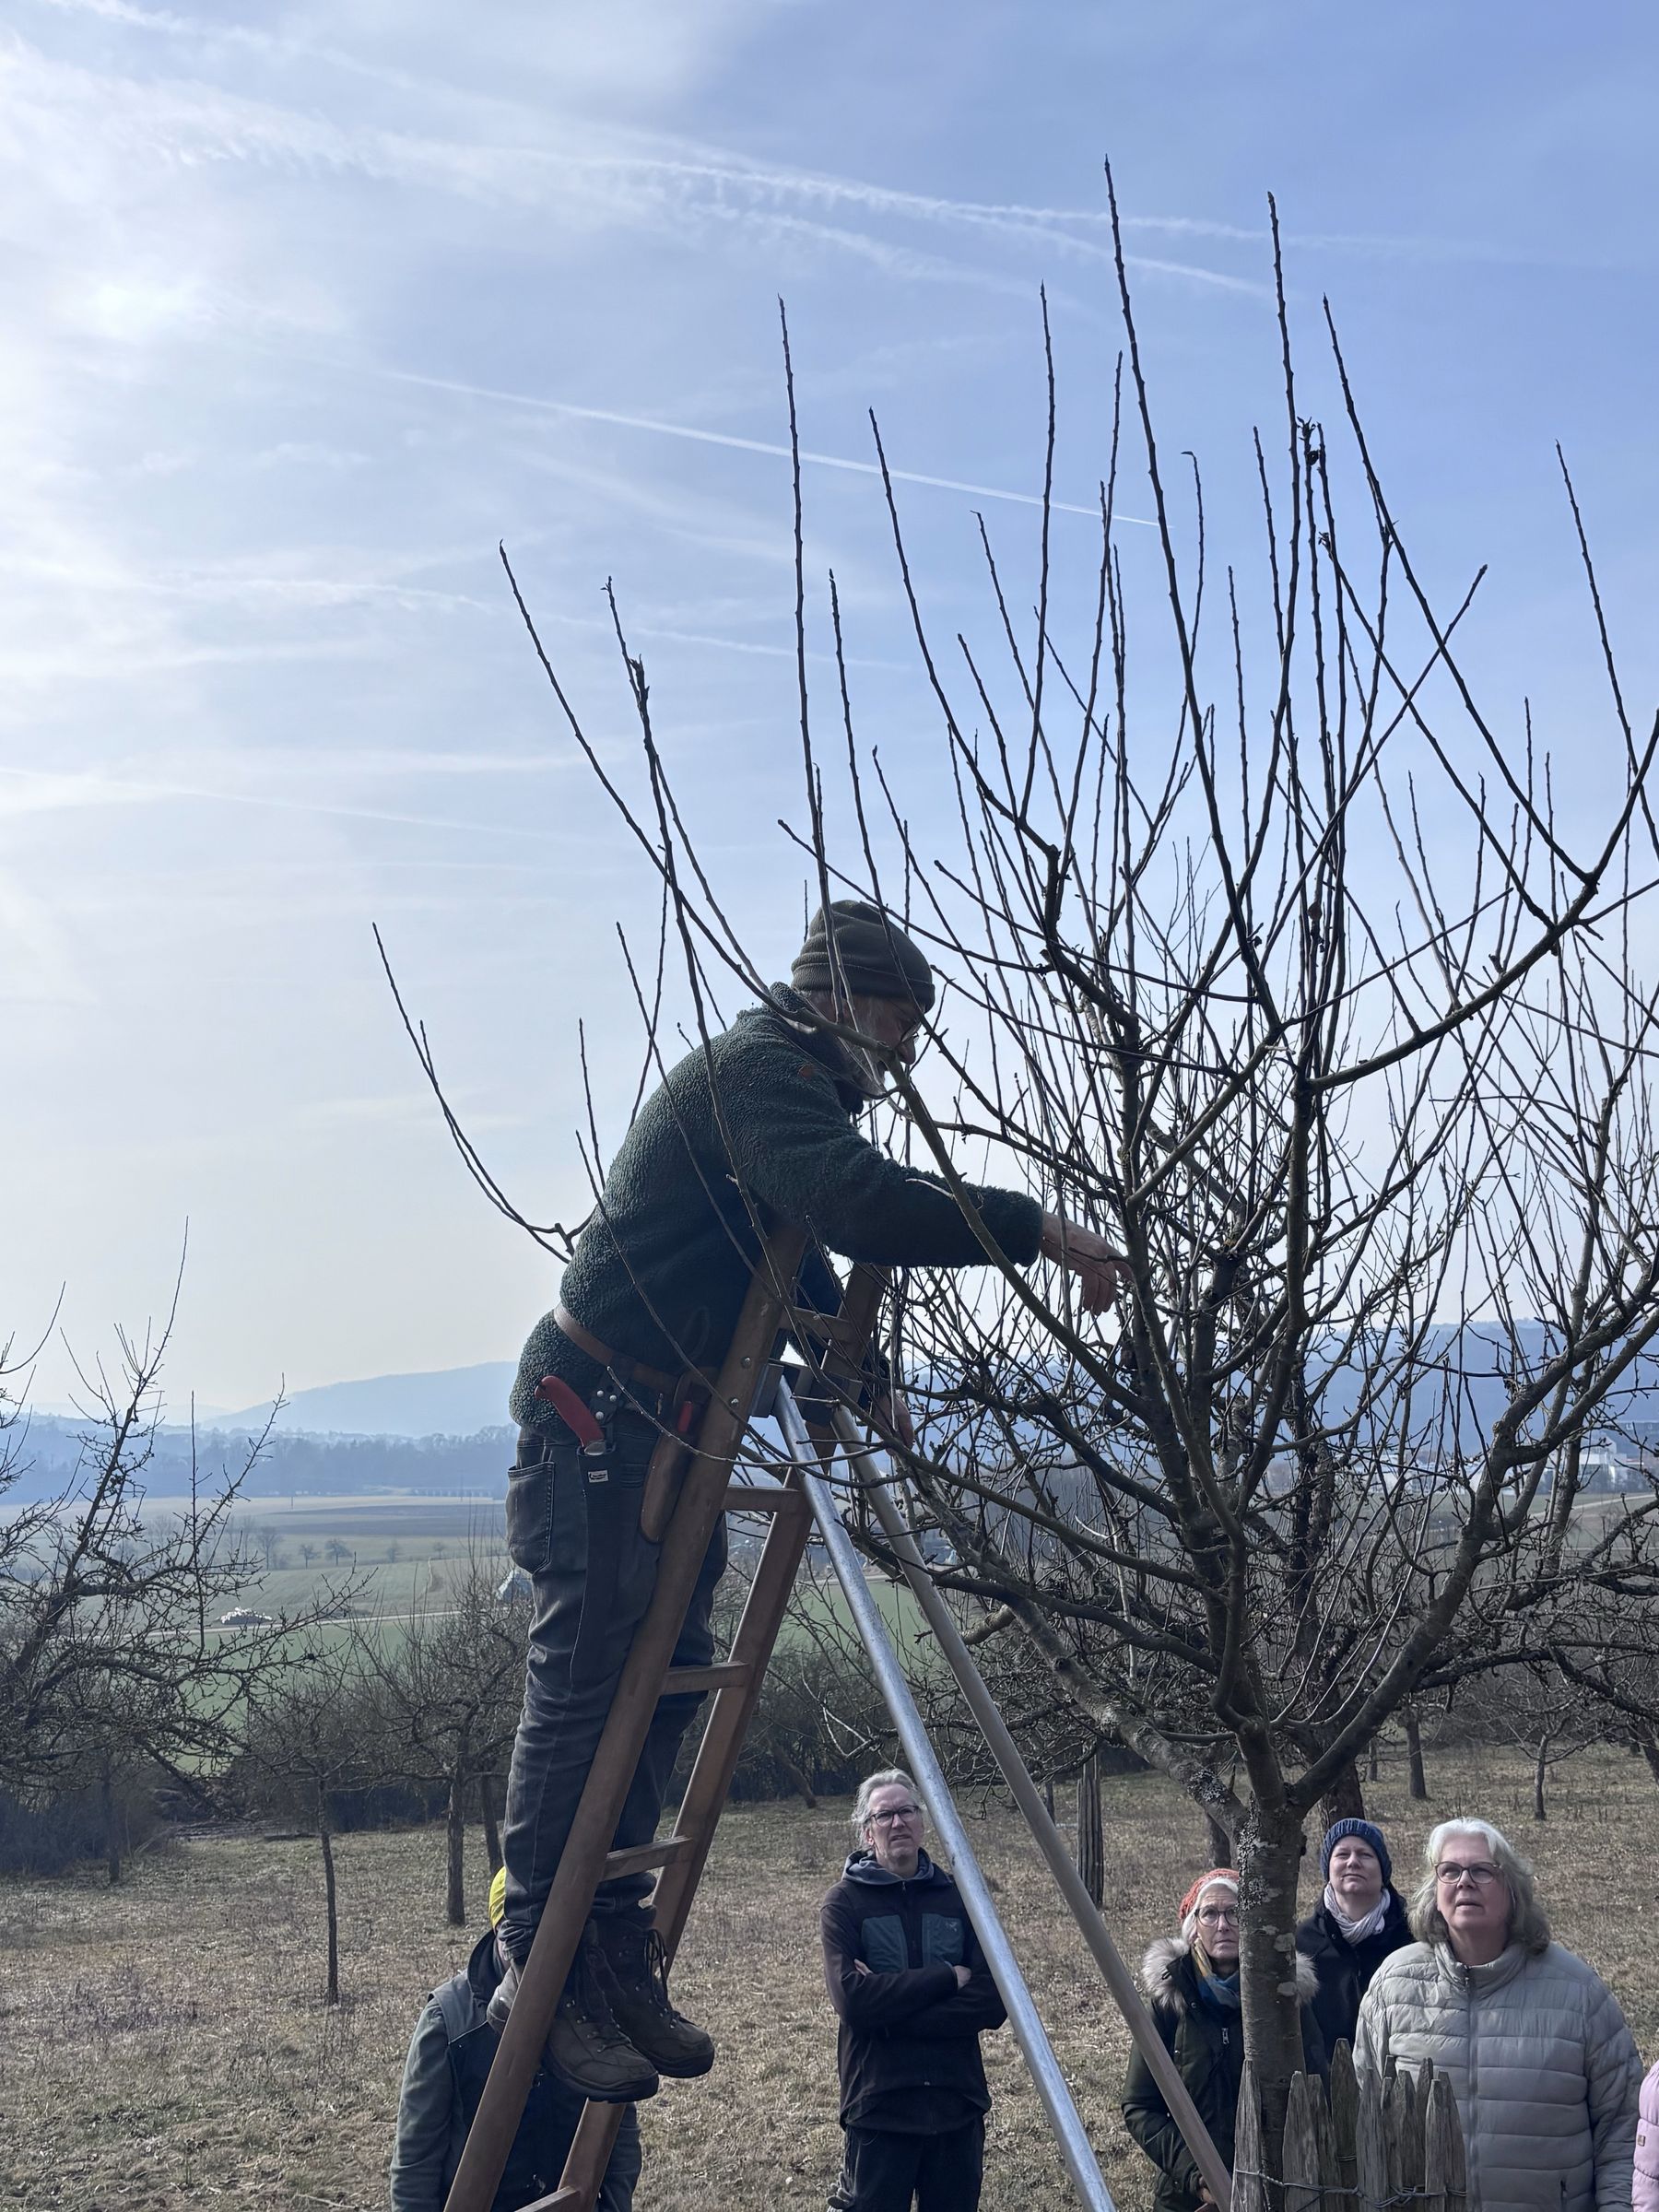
[218,1362,517,1441]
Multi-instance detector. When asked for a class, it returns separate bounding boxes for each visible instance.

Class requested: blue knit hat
[1321,1818,1391,1883]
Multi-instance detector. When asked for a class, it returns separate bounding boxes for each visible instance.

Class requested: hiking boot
[547,1925,661,2103]
[591,1911,716,2077]
[487,1929,660,2103]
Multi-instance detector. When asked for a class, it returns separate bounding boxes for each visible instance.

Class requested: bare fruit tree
[396,183,1659,2152]
[355,1551,524,1926]
[0,1308,359,1864]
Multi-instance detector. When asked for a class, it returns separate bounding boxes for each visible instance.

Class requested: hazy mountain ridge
[7,1324,1654,1508]
[217,1360,518,1440]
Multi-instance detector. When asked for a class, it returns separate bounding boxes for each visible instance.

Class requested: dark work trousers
[498,1407,725,1967]
[839,2119,985,2212]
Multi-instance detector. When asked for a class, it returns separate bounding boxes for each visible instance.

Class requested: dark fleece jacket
[1123,1936,1326,2212]
[820,1849,1006,2134]
[1294,1888,1413,2059]
[511,986,1044,1428]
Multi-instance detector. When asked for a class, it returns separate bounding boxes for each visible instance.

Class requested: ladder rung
[518,2192,581,2212]
[603,1833,696,1881]
[724,1480,804,1512]
[663,1660,750,1695]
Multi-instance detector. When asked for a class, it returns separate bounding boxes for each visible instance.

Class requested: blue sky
[6,0,1656,1415]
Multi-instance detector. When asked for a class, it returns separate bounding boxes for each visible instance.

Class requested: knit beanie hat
[790,900,935,1014]
[1320,1818,1392,1883]
[1179,1869,1241,1939]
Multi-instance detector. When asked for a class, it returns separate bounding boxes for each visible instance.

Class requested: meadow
[3,1747,1654,2212]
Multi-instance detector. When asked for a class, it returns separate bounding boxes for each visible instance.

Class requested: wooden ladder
[442,1230,883,2212]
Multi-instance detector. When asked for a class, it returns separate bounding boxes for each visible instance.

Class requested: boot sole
[545,2050,661,2104]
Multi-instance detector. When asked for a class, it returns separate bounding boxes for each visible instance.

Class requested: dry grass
[2,1747,1655,2211]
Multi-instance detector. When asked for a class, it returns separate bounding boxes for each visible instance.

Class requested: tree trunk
[1405,1707,1429,1800]
[101,1762,123,1888]
[1206,1812,1233,1866]
[1237,1801,1308,2172]
[1318,1761,1367,1830]
[446,1766,467,1926]
[774,1749,818,1809]
[1633,1726,1659,1787]
[1367,1736,1380,1783]
[1534,1734,1550,1821]
[1076,1753,1104,1907]
[318,1786,340,2006]
[1042,1778,1055,1822]
[480,1773,503,1876]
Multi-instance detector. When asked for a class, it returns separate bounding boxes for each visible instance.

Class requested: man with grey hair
[491,899,1127,2113]
[1356,1818,1639,2212]
[820,1768,1006,2210]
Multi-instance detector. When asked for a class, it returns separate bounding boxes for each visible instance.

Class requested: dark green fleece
[510,987,1043,1429]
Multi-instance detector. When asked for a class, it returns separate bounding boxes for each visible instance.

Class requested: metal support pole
[828,1401,1233,2209]
[772,1379,1117,2212]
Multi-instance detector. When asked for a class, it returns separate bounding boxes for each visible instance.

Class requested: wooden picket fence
[1234,2041,1467,2212]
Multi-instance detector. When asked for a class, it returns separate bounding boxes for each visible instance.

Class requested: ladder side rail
[547,1479,819,2212]
[772,1376,1119,2212]
[442,1230,807,2212]
[828,1400,1234,2210]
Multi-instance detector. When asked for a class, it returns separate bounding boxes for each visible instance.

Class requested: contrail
[354,359,1154,527]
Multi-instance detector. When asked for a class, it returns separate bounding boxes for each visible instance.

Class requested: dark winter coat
[1295,1889,1414,2058]
[1123,1936,1327,2212]
[820,1850,1007,2135]
[388,1929,640,2212]
[511,986,1044,1429]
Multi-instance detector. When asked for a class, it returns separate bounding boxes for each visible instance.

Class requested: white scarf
[1324,1883,1391,1943]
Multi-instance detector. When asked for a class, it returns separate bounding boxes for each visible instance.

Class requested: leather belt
[554,1303,685,1397]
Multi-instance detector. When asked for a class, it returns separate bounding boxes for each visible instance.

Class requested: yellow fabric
[488,1867,507,1927]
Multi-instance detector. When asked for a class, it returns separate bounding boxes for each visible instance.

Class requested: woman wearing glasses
[1123,1870,1325,2212]
[1356,1819,1640,2212]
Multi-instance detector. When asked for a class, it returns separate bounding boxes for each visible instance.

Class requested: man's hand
[1039,1212,1133,1315]
[874,1389,915,1451]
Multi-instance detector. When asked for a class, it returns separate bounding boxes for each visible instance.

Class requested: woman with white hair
[1356,1818,1640,2212]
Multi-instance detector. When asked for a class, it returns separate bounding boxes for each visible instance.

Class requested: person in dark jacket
[820,1767,1007,2212]
[390,1870,641,2212]
[1124,1870,1326,2212]
[1294,1818,1412,2058]
[492,900,1127,2108]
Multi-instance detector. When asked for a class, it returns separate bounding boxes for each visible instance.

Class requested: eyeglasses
[867,1805,922,1827]
[1196,1905,1240,1925]
[1434,1862,1502,1888]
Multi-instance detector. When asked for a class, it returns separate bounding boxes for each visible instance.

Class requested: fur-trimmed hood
[1140,1932,1319,2017]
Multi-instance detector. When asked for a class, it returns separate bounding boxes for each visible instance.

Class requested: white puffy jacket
[1355,1939,1640,2212]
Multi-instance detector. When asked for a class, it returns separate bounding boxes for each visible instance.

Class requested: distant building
[218,1606,271,1627]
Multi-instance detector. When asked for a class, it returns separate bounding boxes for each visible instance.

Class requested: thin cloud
[7,16,1273,297]
[340,359,1152,525]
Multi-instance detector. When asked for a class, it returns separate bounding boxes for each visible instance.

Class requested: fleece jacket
[511,986,1044,1429]
[820,1849,1007,2135]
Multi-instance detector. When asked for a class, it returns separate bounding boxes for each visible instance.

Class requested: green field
[138,1491,924,1659]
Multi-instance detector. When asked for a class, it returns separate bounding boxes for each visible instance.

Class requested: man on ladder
[489,898,1127,2118]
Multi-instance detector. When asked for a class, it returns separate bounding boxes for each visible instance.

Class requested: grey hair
[1408,1818,1552,1956]
[852,1769,924,1837]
